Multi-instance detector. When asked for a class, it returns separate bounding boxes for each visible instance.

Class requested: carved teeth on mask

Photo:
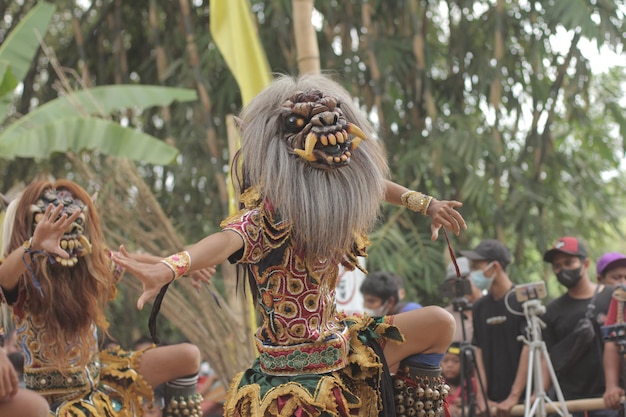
[346,123,367,151]
[294,132,319,162]
[78,235,93,255]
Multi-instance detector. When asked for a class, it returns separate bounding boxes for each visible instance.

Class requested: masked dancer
[113,74,466,417]
[0,179,205,417]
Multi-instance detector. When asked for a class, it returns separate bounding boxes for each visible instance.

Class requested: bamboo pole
[292,0,320,75]
[510,397,625,416]
[361,0,385,128]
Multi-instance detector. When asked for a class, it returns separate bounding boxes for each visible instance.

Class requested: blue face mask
[470,262,495,291]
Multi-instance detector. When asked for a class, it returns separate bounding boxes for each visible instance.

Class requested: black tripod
[451,298,491,417]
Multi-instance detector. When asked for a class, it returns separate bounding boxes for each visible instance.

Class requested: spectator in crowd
[597,252,626,286]
[602,285,625,411]
[542,236,617,417]
[443,342,477,417]
[461,239,528,417]
[441,257,483,343]
[360,271,422,316]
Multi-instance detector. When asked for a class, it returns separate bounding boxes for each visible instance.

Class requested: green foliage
[0,2,55,119]
[0,2,193,166]
[1,0,625,311]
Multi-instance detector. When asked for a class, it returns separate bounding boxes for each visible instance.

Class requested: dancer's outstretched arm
[111,230,243,309]
[385,180,466,239]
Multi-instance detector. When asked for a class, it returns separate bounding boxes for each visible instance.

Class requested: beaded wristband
[400,191,433,215]
[159,251,191,281]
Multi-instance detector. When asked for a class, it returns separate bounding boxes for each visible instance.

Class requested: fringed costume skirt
[224,315,403,417]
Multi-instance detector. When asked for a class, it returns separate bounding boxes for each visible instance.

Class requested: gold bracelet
[159,251,191,281]
[400,191,433,215]
[23,237,34,251]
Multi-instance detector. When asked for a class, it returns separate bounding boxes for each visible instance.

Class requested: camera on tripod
[440,278,474,312]
[441,277,473,299]
[514,281,547,303]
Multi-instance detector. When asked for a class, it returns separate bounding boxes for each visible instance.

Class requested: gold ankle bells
[159,251,191,281]
[401,191,433,215]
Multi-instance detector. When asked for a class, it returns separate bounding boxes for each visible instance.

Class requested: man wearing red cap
[542,237,617,417]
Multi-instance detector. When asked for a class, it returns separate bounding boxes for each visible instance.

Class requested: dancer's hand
[111,245,174,310]
[426,199,466,240]
[190,265,216,289]
[0,350,18,400]
[31,203,81,258]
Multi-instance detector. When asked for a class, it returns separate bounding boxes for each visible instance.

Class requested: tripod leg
[524,344,535,417]
[540,342,570,417]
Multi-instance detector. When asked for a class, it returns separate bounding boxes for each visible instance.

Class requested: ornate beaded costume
[222,197,403,416]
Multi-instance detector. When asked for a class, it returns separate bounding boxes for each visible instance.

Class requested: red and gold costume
[222,193,402,416]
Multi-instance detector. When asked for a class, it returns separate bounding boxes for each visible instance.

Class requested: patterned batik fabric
[221,202,403,416]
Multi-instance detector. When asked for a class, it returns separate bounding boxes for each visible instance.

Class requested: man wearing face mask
[460,239,529,417]
[542,236,617,417]
[360,271,422,316]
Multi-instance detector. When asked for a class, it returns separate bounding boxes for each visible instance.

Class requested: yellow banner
[210,0,271,106]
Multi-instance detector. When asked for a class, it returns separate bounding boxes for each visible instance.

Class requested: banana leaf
[0,2,56,121]
[0,85,197,145]
[0,116,178,165]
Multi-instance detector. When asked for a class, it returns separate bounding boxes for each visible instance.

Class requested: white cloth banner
[335,257,366,315]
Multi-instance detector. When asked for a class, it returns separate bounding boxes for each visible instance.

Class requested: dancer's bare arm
[111,230,243,309]
[124,252,216,290]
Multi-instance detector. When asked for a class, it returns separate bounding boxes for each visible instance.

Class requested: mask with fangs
[280,89,368,169]
[31,189,91,267]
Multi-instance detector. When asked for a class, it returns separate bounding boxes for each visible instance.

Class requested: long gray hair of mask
[235,74,389,261]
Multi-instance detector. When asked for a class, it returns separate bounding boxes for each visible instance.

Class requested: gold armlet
[400,191,433,215]
[159,251,191,281]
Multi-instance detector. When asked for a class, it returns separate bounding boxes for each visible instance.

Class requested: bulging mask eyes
[285,114,305,132]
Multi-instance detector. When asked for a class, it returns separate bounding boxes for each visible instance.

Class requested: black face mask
[556,267,583,288]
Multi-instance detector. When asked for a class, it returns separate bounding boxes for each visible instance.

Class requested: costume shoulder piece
[220,186,264,228]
